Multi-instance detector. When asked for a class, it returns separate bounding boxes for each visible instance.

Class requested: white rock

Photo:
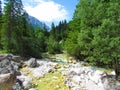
[85,79,104,90]
[29,88,36,90]
[111,71,116,75]
[90,70,102,84]
[72,87,82,90]
[71,75,81,85]
[23,80,32,89]
[17,75,32,89]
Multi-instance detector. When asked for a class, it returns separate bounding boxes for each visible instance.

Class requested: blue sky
[53,0,78,21]
[22,0,78,26]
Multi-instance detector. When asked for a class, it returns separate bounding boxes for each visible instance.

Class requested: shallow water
[52,58,67,64]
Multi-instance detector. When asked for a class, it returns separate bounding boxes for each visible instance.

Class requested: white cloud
[23,0,68,25]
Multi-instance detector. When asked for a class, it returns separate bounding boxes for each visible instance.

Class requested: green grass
[0,50,7,54]
[92,66,113,73]
[21,62,68,90]
[33,71,68,90]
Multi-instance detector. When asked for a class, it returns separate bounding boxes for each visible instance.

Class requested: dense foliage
[0,0,120,78]
[0,0,48,58]
[64,0,120,78]
[47,20,68,54]
[0,0,2,49]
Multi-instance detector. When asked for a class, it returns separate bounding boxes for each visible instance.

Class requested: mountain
[28,15,50,30]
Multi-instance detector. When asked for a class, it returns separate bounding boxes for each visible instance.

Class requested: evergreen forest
[0,0,120,78]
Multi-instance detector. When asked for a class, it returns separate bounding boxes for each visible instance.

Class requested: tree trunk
[113,58,120,79]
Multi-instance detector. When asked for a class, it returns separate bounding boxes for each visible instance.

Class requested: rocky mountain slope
[28,15,50,30]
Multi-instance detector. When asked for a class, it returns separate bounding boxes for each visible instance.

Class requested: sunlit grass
[33,71,68,90]
[0,50,7,54]
[93,66,113,74]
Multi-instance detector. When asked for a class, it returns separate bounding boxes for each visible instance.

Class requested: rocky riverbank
[63,64,120,90]
[0,54,22,90]
[0,54,120,90]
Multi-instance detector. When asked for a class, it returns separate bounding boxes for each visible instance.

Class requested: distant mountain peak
[28,15,50,30]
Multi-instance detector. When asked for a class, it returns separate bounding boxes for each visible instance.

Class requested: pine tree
[0,0,2,49]
[43,23,48,36]
[66,0,120,78]
[1,0,25,53]
[50,22,56,38]
[0,0,1,15]
[91,0,120,78]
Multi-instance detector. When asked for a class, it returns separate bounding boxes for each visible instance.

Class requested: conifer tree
[65,0,120,78]
[1,0,25,53]
[0,0,1,15]
[50,22,56,37]
[0,0,2,49]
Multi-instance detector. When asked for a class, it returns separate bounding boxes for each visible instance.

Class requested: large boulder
[63,63,120,90]
[0,58,10,68]
[12,55,21,63]
[17,75,33,90]
[0,54,21,90]
[0,58,16,74]
[101,75,120,90]
[27,58,39,68]
[0,73,16,90]
[12,79,24,90]
[0,64,15,74]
